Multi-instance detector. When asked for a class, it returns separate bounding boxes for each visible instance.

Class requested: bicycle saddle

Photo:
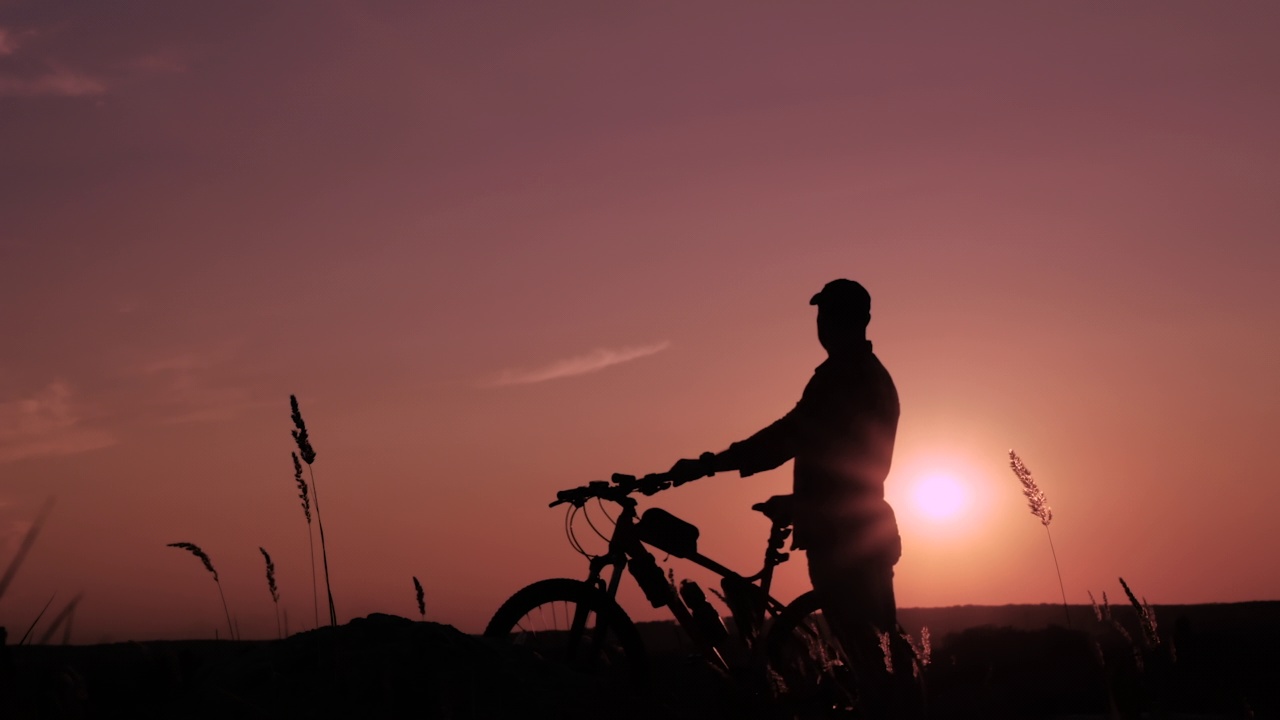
[751,494,794,526]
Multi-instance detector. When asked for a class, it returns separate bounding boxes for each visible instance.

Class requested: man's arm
[712,409,800,477]
[667,405,802,482]
[668,365,830,483]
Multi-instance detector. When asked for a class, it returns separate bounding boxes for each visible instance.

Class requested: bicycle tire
[484,578,649,681]
[762,590,857,716]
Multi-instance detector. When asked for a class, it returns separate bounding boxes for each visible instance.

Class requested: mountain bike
[483,471,855,714]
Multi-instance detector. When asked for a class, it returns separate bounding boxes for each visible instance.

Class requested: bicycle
[483,470,856,715]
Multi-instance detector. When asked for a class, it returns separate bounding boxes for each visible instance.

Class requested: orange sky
[2,2,1278,642]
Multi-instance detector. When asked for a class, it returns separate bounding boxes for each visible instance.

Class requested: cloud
[0,24,106,97]
[0,68,106,97]
[138,348,270,424]
[0,22,113,98]
[486,341,671,387]
[0,382,115,464]
[121,53,186,76]
[0,18,191,99]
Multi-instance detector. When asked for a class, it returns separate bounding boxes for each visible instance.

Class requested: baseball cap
[809,279,871,312]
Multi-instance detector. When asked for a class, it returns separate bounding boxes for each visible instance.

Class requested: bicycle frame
[575,494,793,671]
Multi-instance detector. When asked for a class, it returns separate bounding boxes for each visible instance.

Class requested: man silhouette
[668,279,918,718]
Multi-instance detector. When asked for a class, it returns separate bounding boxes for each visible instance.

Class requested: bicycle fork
[561,555,628,669]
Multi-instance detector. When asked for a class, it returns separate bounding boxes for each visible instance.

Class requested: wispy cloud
[0,68,106,97]
[0,27,16,56]
[485,341,671,387]
[0,382,115,464]
[121,52,186,76]
[0,24,107,98]
[139,348,268,424]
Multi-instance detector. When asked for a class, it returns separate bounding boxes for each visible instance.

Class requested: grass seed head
[260,547,279,602]
[1119,577,1160,647]
[413,576,425,618]
[878,630,894,674]
[1008,450,1053,526]
[293,452,311,523]
[168,542,219,582]
[290,394,317,464]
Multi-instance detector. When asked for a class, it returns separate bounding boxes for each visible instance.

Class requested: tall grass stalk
[37,593,83,645]
[1008,450,1070,628]
[0,497,54,604]
[293,452,319,628]
[20,593,56,644]
[168,542,235,639]
[1119,576,1160,648]
[291,394,336,626]
[413,576,425,620]
[260,547,281,638]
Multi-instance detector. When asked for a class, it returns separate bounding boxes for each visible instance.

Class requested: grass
[291,394,336,627]
[292,450,319,628]
[260,547,281,638]
[163,395,334,639]
[0,497,54,605]
[99,427,1268,718]
[166,542,235,640]
[1008,450,1071,628]
[413,576,425,620]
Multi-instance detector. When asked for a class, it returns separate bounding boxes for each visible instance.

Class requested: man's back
[790,342,900,563]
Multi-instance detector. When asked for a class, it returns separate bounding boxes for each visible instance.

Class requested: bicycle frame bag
[635,508,699,558]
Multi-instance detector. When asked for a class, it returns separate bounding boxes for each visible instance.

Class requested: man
[668,279,917,717]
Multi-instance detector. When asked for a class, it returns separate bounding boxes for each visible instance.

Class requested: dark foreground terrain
[1,603,1277,719]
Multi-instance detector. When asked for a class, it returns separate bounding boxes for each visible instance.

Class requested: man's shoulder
[807,352,896,393]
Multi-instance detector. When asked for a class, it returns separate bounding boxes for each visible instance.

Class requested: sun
[912,473,969,521]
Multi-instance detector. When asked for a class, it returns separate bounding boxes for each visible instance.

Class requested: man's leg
[808,557,921,719]
[808,557,893,717]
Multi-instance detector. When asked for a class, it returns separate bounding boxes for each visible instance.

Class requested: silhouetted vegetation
[1008,450,1070,628]
[165,542,234,640]
[1,604,1277,718]
[5,405,1276,718]
[290,395,336,627]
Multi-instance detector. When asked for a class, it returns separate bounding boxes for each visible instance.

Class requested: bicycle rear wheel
[484,578,648,682]
[763,590,857,717]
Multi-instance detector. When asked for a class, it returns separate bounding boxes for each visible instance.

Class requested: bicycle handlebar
[549,471,686,508]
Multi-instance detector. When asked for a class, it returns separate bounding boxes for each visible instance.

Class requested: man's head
[810,279,871,355]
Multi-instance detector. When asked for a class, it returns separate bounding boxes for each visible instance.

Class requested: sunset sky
[2,2,1278,643]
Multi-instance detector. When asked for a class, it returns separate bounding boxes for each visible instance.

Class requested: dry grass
[0,497,54,604]
[167,542,235,639]
[293,450,319,628]
[291,394,336,627]
[1008,450,1070,627]
[1119,576,1160,650]
[413,576,425,620]
[36,593,83,645]
[260,547,281,638]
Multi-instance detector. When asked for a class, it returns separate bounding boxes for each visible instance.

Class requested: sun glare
[913,474,969,521]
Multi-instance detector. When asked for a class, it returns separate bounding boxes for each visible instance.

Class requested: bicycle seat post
[754,519,790,603]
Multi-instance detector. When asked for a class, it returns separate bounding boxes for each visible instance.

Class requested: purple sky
[2,2,1278,641]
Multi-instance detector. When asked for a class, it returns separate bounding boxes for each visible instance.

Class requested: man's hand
[667,453,717,486]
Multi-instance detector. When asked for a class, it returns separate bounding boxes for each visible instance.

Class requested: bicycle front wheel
[763,590,856,716]
[484,578,648,682]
